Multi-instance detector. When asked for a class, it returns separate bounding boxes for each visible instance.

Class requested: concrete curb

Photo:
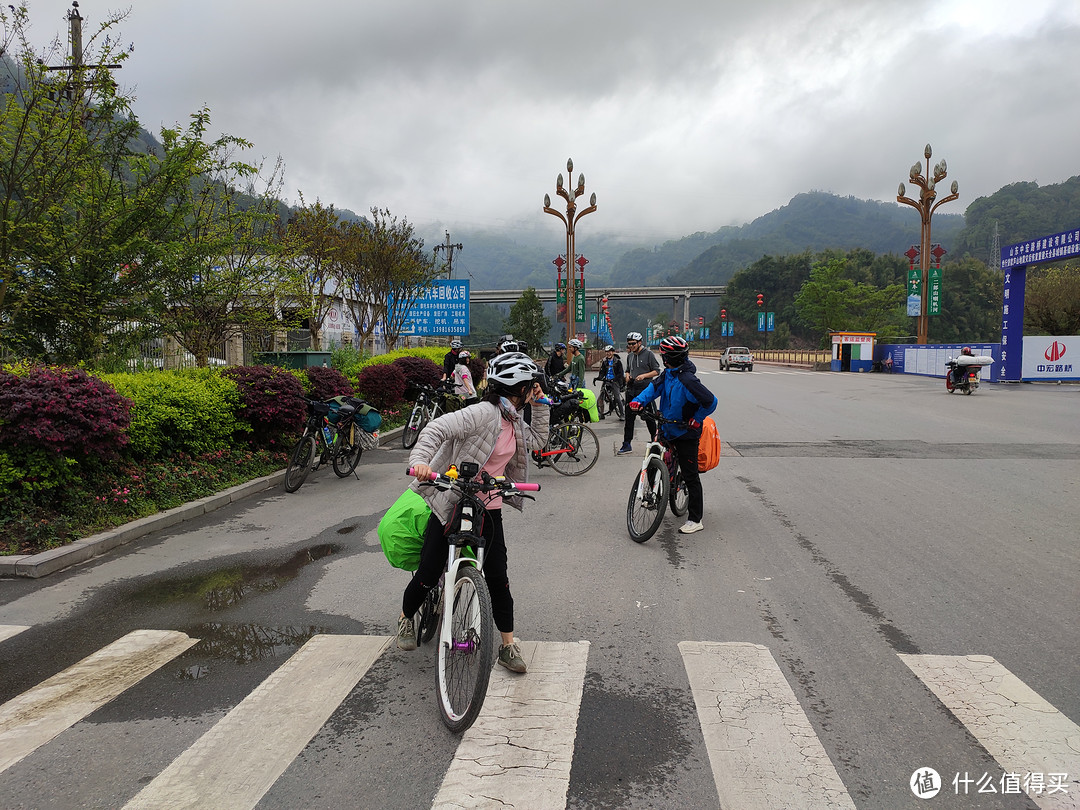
[0,426,405,580]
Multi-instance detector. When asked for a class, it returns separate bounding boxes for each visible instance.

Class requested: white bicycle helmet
[449,339,463,349]
[457,350,470,360]
[568,338,584,349]
[487,352,542,392]
[604,344,614,352]
[626,331,643,342]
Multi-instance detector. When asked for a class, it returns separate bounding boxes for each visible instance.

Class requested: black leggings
[669,433,704,523]
[402,509,514,634]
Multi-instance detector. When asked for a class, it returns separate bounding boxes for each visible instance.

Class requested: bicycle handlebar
[633,406,691,429]
[406,467,541,492]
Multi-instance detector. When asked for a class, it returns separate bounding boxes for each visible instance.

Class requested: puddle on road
[130,544,341,611]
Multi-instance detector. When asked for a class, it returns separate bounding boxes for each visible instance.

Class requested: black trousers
[624,403,656,445]
[669,433,704,523]
[402,509,514,634]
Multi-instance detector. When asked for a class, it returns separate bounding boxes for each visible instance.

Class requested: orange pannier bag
[697,416,721,473]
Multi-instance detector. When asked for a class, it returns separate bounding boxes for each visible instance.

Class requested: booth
[830,332,876,372]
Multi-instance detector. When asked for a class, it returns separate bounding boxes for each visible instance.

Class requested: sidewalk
[0,427,405,580]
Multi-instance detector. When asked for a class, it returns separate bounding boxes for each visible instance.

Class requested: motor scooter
[944,354,992,394]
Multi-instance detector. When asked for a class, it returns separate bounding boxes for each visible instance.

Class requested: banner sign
[397,279,469,336]
[1021,336,1079,381]
[1001,228,1080,270]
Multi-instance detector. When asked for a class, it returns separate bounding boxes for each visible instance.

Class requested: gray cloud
[45,0,1080,239]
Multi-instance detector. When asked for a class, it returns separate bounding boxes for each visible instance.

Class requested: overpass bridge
[469,285,727,326]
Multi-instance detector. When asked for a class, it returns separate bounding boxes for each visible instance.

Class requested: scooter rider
[951,346,975,385]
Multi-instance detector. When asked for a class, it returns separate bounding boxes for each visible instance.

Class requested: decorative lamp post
[897,144,959,344]
[544,159,597,344]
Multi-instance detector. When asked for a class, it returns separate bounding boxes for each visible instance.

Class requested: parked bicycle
[531,385,600,476]
[408,463,540,732]
[284,397,377,492]
[401,381,459,449]
[625,409,689,542]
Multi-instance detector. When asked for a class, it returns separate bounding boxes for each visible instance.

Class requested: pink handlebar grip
[514,482,540,492]
[406,467,437,480]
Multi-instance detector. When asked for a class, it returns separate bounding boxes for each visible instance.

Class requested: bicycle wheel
[549,422,600,476]
[284,435,316,493]
[332,427,363,477]
[402,402,425,449]
[416,584,442,645]
[613,392,625,420]
[669,469,689,516]
[626,457,668,542]
[436,566,494,733]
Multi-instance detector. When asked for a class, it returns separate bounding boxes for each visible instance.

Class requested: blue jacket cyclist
[629,336,717,535]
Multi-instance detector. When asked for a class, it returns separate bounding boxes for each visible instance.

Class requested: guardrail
[694,349,830,366]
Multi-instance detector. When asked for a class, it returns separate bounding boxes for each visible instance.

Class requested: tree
[793,258,854,346]
[503,287,550,354]
[146,118,294,368]
[1024,264,1080,336]
[278,195,341,350]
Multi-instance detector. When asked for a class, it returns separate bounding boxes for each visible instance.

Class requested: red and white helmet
[659,335,689,364]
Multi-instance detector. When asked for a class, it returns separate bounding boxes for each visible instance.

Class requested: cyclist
[451,349,478,406]
[399,352,548,674]
[545,342,567,379]
[555,338,587,389]
[628,336,717,534]
[593,345,624,420]
[441,339,463,382]
[618,331,660,454]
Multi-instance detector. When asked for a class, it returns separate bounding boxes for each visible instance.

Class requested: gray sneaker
[498,642,527,673]
[679,520,704,534]
[396,615,417,651]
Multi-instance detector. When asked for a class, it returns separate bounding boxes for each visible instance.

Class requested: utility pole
[433,231,463,279]
[43,3,123,103]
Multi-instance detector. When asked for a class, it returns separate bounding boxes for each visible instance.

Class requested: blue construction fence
[875,343,1002,382]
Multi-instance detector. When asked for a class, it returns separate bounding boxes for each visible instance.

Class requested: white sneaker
[678,520,704,534]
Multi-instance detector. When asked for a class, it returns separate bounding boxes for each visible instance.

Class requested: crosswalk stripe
[0,625,29,644]
[900,654,1080,808]
[123,633,391,810]
[432,640,590,810]
[0,629,198,774]
[679,641,857,810]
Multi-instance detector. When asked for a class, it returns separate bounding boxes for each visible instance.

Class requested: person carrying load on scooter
[951,346,974,385]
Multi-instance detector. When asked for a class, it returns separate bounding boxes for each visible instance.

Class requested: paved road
[1,366,1077,809]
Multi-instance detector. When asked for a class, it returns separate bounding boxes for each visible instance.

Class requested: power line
[433,231,464,279]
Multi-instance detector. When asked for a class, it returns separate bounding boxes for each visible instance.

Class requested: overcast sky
[29,0,1080,241]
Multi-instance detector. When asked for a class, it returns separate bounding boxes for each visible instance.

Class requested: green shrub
[356,362,406,411]
[104,369,244,458]
[222,365,305,449]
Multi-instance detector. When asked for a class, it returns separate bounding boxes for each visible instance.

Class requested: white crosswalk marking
[0,629,198,774]
[433,640,590,810]
[123,633,391,810]
[0,625,29,644]
[679,641,857,810]
[900,654,1080,810]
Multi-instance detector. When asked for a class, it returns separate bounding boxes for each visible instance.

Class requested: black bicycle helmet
[659,335,689,365]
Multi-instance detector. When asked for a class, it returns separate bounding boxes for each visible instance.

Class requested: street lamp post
[897,144,959,344]
[544,159,597,345]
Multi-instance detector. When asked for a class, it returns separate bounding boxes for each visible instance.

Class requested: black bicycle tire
[402,402,424,449]
[614,393,625,420]
[436,566,494,733]
[332,428,363,477]
[627,457,668,542]
[416,585,441,645]
[670,469,689,516]
[549,423,599,476]
[284,435,316,493]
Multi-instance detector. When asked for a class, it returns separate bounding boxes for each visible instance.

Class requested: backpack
[697,416,721,473]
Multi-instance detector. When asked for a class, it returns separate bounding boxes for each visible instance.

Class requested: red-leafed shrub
[222,365,305,448]
[305,366,355,401]
[356,362,406,411]
[391,356,442,388]
[0,366,131,460]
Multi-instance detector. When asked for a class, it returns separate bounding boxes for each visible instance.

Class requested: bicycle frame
[439,496,486,653]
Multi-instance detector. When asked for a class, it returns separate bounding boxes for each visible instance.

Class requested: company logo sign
[1044,341,1067,362]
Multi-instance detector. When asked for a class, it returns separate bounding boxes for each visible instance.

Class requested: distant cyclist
[618,332,659,454]
[545,343,567,379]
[451,350,478,406]
[441,339,463,382]
[594,345,624,420]
[628,336,717,534]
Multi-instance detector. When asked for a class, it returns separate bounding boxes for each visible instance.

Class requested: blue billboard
[398,280,470,336]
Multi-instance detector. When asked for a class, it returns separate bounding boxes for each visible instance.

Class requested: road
[1,364,1078,809]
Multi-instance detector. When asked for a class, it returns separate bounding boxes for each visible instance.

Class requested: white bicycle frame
[635,437,667,502]
[438,498,486,652]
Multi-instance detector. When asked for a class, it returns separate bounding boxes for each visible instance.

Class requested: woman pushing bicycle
[628,336,717,535]
[398,352,548,674]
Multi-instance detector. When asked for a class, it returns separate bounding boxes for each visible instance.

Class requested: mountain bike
[531,418,600,476]
[596,378,630,421]
[402,381,457,449]
[408,463,540,732]
[284,398,376,492]
[625,409,690,542]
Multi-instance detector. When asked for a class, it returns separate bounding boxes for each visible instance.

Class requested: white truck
[720,346,754,371]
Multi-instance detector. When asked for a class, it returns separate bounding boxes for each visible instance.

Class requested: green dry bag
[377,488,431,570]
